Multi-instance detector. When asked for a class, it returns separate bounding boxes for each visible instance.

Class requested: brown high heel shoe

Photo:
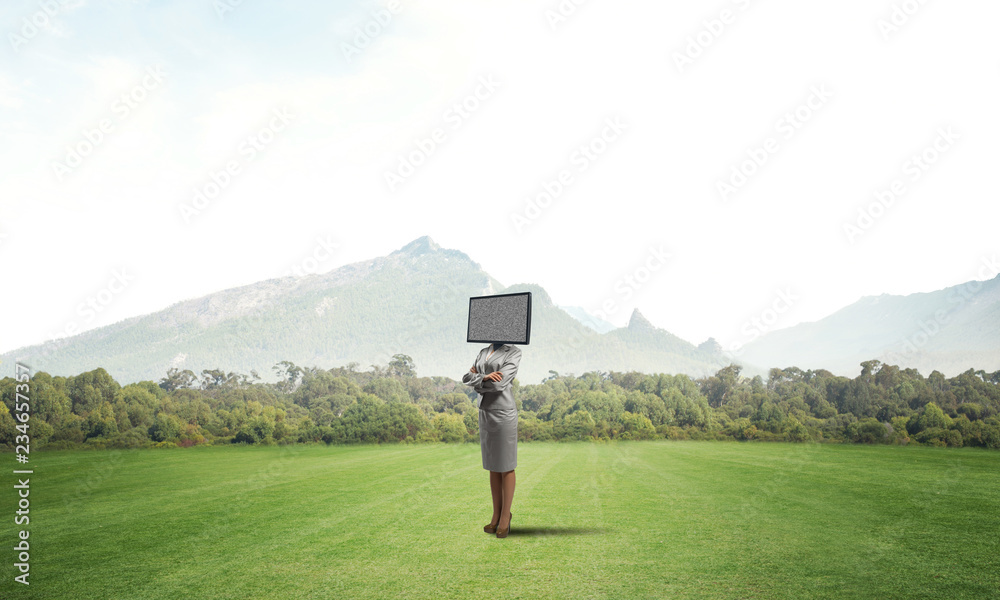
[484,517,499,534]
[496,513,512,538]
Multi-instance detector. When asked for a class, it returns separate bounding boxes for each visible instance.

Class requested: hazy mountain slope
[2,236,729,384]
[557,305,617,333]
[739,275,1000,377]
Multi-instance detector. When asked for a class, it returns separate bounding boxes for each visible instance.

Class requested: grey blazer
[462,344,522,411]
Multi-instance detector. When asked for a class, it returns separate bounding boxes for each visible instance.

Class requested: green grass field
[2,441,998,599]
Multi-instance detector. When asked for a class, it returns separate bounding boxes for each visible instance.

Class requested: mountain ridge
[738,273,1000,377]
[7,237,998,383]
[2,236,730,385]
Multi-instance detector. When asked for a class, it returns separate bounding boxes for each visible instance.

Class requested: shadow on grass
[502,527,609,536]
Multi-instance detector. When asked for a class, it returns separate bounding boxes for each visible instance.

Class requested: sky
[1,0,999,358]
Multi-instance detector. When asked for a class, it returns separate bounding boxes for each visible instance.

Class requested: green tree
[234,414,276,444]
[388,354,417,378]
[432,413,465,442]
[22,372,72,428]
[700,364,742,408]
[786,418,810,442]
[68,368,121,415]
[159,368,198,392]
[849,418,888,444]
[272,361,304,393]
[558,410,596,440]
[85,401,119,439]
[726,418,757,441]
[618,411,656,440]
[0,402,19,446]
[908,402,951,434]
[149,413,183,442]
[364,378,410,403]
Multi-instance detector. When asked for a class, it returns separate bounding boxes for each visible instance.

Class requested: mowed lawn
[2,441,999,600]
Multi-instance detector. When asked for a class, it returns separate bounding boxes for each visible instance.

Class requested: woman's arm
[462,353,485,387]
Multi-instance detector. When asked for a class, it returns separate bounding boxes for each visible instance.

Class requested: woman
[462,341,522,538]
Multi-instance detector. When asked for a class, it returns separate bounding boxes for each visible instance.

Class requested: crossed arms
[462,346,522,393]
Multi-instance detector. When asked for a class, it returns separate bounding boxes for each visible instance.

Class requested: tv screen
[467,292,532,345]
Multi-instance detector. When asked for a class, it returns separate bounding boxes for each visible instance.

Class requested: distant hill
[1,236,731,385]
[738,274,1000,377]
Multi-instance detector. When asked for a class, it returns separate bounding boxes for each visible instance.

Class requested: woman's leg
[499,469,515,528]
[489,470,503,526]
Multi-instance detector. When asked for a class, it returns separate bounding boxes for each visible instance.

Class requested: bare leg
[499,469,515,529]
[489,471,502,526]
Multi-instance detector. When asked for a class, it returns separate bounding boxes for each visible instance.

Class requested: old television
[467,292,532,345]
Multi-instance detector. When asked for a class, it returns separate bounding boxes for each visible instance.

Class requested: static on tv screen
[467,292,532,345]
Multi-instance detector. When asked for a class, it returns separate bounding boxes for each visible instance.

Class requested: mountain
[738,274,1000,377]
[557,305,617,333]
[1,236,731,385]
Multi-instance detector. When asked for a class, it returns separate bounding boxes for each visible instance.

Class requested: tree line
[2,356,999,450]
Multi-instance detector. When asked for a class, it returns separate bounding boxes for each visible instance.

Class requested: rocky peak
[393,236,440,257]
[698,337,723,355]
[627,308,655,331]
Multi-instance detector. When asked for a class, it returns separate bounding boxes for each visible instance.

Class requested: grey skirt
[479,408,517,472]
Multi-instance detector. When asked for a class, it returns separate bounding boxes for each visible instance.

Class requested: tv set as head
[467,292,532,345]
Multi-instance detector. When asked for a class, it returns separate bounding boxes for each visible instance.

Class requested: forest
[2,356,999,450]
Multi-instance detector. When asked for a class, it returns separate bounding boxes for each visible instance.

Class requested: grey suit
[462,344,521,410]
[463,344,521,471]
